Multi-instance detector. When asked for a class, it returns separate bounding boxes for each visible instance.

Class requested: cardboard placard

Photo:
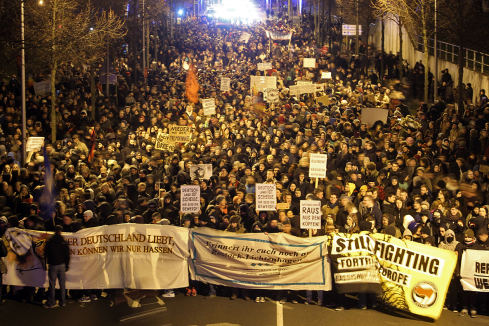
[155,132,176,152]
[250,76,277,92]
[168,125,192,143]
[255,183,277,211]
[190,164,213,180]
[26,137,45,152]
[201,98,216,116]
[220,77,231,92]
[258,62,273,71]
[180,185,201,213]
[303,58,316,68]
[360,108,389,125]
[300,200,322,229]
[309,153,328,178]
[321,72,332,79]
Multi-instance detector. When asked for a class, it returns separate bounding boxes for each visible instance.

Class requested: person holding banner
[44,225,70,308]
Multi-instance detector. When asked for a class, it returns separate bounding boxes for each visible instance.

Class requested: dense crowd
[0,12,488,316]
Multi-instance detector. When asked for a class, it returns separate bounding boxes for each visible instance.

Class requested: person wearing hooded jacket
[44,225,70,308]
[439,229,463,312]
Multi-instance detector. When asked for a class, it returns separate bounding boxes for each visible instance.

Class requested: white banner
[1,226,189,289]
[189,228,332,290]
[250,76,277,92]
[309,153,327,178]
[255,183,277,211]
[180,185,201,213]
[300,200,322,230]
[461,249,489,292]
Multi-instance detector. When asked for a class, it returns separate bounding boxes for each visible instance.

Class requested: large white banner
[189,228,332,290]
[461,249,489,292]
[2,225,189,289]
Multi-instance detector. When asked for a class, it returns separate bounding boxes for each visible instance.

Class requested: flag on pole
[39,147,55,220]
[185,64,199,104]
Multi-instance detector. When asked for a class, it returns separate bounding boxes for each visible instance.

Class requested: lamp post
[434,0,438,102]
[21,0,27,166]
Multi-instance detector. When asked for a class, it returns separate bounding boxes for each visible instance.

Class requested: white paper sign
[321,72,332,79]
[255,183,277,211]
[26,137,45,152]
[201,98,216,116]
[300,200,322,229]
[360,108,389,125]
[220,77,231,92]
[190,164,213,180]
[303,58,316,68]
[461,249,489,292]
[180,185,201,213]
[258,62,272,71]
[263,88,279,103]
[309,153,328,178]
[250,76,277,92]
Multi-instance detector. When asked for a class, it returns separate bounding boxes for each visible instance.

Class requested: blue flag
[39,147,56,220]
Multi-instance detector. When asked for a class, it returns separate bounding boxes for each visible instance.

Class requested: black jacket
[45,233,70,268]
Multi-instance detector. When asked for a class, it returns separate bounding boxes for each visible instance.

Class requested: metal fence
[416,35,489,75]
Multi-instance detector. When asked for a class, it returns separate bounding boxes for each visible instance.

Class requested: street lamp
[434,0,438,102]
[21,0,26,166]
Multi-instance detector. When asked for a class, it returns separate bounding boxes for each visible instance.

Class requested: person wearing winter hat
[439,229,463,312]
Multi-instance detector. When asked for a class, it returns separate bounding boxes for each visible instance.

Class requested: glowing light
[210,0,261,24]
[177,9,184,16]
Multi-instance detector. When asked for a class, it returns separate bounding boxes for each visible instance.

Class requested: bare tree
[27,0,125,141]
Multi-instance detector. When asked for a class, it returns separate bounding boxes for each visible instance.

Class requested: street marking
[276,301,283,326]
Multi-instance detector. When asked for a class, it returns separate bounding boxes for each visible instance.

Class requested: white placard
[303,58,316,68]
[26,137,45,152]
[258,62,272,71]
[180,185,201,213]
[220,77,231,92]
[255,183,277,211]
[360,108,389,125]
[250,76,277,92]
[300,200,322,230]
[263,88,279,103]
[190,164,213,180]
[321,72,332,79]
[201,98,216,116]
[309,153,327,178]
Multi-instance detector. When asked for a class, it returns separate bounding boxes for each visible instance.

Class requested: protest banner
[300,200,322,230]
[360,108,389,125]
[329,233,382,294]
[220,77,231,92]
[372,233,457,320]
[2,225,189,289]
[25,137,45,152]
[309,153,327,178]
[296,81,312,86]
[257,62,273,71]
[303,58,316,68]
[250,76,277,92]
[321,72,332,79]
[461,249,489,292]
[154,132,175,152]
[180,185,201,213]
[238,32,251,43]
[255,183,277,211]
[33,80,51,96]
[189,228,332,290]
[265,30,293,41]
[263,88,279,103]
[189,164,213,180]
[168,125,192,143]
[289,85,301,97]
[201,98,216,116]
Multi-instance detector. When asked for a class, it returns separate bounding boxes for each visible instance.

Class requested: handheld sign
[180,185,201,213]
[220,77,231,92]
[201,98,216,116]
[26,137,45,152]
[309,153,327,178]
[300,200,322,229]
[255,183,277,211]
[190,164,212,180]
[258,62,272,71]
[303,58,316,68]
[321,72,332,79]
[168,125,192,143]
[263,88,279,103]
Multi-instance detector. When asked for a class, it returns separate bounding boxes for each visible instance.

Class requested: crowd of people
[0,10,488,317]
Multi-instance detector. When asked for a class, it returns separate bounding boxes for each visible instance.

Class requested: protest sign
[317,95,330,106]
[2,225,189,289]
[265,30,293,40]
[342,24,362,36]
[201,98,216,116]
[296,81,313,86]
[255,183,277,211]
[276,203,290,210]
[250,76,277,92]
[25,137,45,152]
[300,200,322,230]
[303,58,316,68]
[372,233,457,320]
[257,62,273,71]
[238,32,251,43]
[33,80,51,96]
[220,77,231,92]
[309,153,327,178]
[263,88,279,103]
[461,249,489,292]
[330,233,383,294]
[360,108,389,125]
[189,164,213,180]
[190,228,332,290]
[321,72,332,79]
[180,185,201,213]
[168,125,192,143]
[155,132,175,152]
[289,85,301,97]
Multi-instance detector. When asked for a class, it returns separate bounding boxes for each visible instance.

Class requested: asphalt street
[1,292,488,326]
